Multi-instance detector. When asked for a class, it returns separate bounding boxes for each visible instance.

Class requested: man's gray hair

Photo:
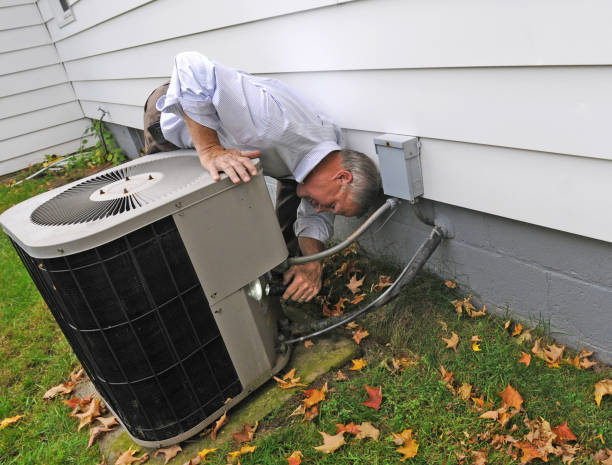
[339,149,382,216]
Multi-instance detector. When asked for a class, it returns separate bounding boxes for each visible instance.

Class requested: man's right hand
[198,146,260,184]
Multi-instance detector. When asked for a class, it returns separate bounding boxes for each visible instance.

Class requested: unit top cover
[0,150,261,258]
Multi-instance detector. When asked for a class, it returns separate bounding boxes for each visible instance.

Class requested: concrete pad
[97,334,360,464]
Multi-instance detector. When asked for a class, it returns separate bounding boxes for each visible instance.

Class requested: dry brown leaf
[451,300,464,315]
[518,352,532,367]
[544,344,565,364]
[303,340,314,349]
[335,262,349,277]
[154,445,182,465]
[480,410,499,420]
[442,332,460,351]
[336,422,361,435]
[471,395,485,409]
[232,421,258,444]
[445,280,457,289]
[115,447,149,465]
[515,441,548,464]
[594,379,612,407]
[471,335,483,343]
[373,275,393,292]
[76,398,101,430]
[515,329,534,345]
[70,368,85,383]
[345,321,359,330]
[499,384,523,410]
[352,328,369,344]
[323,302,343,317]
[551,421,577,443]
[274,368,305,389]
[335,370,348,381]
[472,450,488,465]
[87,426,113,448]
[580,357,597,369]
[439,365,455,393]
[504,320,511,330]
[355,422,380,441]
[0,415,23,430]
[289,404,306,418]
[350,358,367,371]
[304,405,319,421]
[361,385,382,410]
[470,305,487,318]
[314,431,346,454]
[532,338,547,360]
[95,416,118,428]
[43,382,75,400]
[458,383,472,401]
[593,449,612,464]
[346,274,365,294]
[211,411,228,440]
[350,293,366,305]
[286,450,303,465]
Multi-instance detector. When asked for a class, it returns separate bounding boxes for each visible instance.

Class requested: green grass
[0,171,610,465]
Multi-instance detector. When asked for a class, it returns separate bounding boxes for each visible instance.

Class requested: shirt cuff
[293,141,342,183]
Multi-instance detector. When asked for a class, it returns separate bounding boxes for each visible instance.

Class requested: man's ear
[333,169,353,185]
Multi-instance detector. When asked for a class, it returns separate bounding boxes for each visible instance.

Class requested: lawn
[0,166,610,465]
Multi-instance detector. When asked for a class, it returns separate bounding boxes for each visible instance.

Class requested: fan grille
[31,156,203,226]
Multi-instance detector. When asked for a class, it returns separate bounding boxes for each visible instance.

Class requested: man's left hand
[282,262,322,302]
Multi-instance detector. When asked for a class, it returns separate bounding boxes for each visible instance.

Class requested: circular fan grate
[31,156,204,226]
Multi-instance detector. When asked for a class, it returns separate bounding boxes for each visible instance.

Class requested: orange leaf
[352,328,369,344]
[394,429,419,460]
[303,383,327,408]
[512,323,523,337]
[551,421,577,443]
[211,411,228,440]
[336,422,361,435]
[373,275,393,292]
[361,385,382,410]
[499,384,523,410]
[314,431,346,454]
[0,415,23,430]
[594,379,612,407]
[76,398,101,430]
[286,451,303,465]
[518,352,531,367]
[350,293,366,305]
[115,447,149,465]
[304,405,319,421]
[515,441,547,464]
[346,274,365,294]
[442,332,460,351]
[304,340,314,349]
[444,280,457,289]
[350,358,367,371]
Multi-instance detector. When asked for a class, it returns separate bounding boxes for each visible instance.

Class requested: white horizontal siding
[53,0,350,61]
[72,77,165,107]
[0,0,36,7]
[0,101,83,140]
[79,100,142,129]
[0,64,68,97]
[0,138,83,176]
[0,83,76,119]
[343,129,612,244]
[58,0,612,67]
[0,3,40,30]
[0,24,50,53]
[0,118,90,163]
[0,44,59,74]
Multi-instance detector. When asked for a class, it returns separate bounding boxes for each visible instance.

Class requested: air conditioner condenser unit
[0,150,291,447]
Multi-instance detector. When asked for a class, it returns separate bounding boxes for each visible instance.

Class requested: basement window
[52,0,75,28]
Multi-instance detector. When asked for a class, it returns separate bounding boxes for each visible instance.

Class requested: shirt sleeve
[293,199,334,243]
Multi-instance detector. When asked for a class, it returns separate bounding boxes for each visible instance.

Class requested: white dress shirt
[157,51,342,243]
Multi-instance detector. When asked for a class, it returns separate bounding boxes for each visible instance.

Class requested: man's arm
[184,114,259,184]
[282,237,324,302]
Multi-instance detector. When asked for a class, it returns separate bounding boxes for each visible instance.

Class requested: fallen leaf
[350,293,366,305]
[323,302,343,317]
[88,426,113,448]
[350,358,367,371]
[519,352,532,367]
[373,275,393,292]
[336,422,361,435]
[355,422,380,441]
[580,357,597,369]
[76,398,101,430]
[445,280,457,288]
[153,446,182,465]
[274,368,305,389]
[304,405,319,421]
[480,410,499,420]
[470,305,487,318]
[532,338,547,360]
[197,448,217,461]
[551,421,577,444]
[70,368,85,383]
[352,328,369,344]
[227,445,256,461]
[442,332,460,351]
[0,415,23,430]
[346,274,365,294]
[43,382,75,400]
[314,431,346,454]
[472,396,485,409]
[458,383,472,401]
[515,441,548,464]
[232,421,258,444]
[335,262,349,277]
[304,340,314,349]
[515,329,534,345]
[286,450,303,465]
[335,370,348,381]
[499,384,523,410]
[289,404,306,418]
[451,300,464,315]
[594,379,612,407]
[544,344,565,364]
[95,416,118,428]
[211,411,228,440]
[346,321,359,330]
[472,342,481,352]
[512,323,524,337]
[504,320,511,330]
[472,449,488,465]
[303,383,327,408]
[115,447,149,465]
[361,385,382,410]
[471,335,483,343]
[394,429,419,460]
[439,365,455,393]
[439,320,448,332]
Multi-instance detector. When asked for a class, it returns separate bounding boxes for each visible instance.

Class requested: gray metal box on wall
[374,134,423,202]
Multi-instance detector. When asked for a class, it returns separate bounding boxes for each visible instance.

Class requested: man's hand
[199,145,260,184]
[183,112,259,183]
[282,261,322,303]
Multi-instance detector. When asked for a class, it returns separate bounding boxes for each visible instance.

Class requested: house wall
[0,0,89,176]
[35,0,612,360]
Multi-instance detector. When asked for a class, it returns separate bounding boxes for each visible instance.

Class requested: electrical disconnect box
[374,134,423,202]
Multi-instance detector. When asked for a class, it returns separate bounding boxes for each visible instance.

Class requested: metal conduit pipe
[280,225,444,345]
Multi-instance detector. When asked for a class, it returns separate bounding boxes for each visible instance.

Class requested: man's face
[296,181,361,217]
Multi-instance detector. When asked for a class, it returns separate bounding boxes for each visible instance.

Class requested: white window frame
[50,0,75,28]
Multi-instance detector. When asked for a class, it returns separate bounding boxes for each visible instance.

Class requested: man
[144,52,381,303]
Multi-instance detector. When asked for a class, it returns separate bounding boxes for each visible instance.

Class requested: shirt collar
[294,141,342,183]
